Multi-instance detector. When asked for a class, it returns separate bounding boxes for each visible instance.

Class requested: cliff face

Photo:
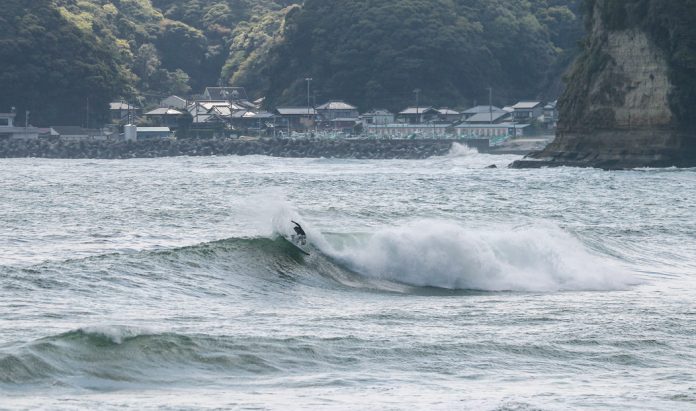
[517,0,696,169]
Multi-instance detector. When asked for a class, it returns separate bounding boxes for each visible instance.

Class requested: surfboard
[283,234,310,256]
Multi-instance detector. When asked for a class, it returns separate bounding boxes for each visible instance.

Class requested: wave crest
[324,220,634,291]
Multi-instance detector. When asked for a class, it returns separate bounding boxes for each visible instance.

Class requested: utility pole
[305,77,312,131]
[86,96,90,128]
[487,86,493,125]
[25,110,29,130]
[413,88,421,125]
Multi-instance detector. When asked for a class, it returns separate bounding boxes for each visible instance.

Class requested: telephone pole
[413,88,421,124]
[487,86,493,125]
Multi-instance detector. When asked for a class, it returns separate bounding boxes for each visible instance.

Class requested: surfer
[291,220,307,245]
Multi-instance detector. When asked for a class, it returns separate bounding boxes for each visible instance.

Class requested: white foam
[446,142,481,158]
[321,219,635,292]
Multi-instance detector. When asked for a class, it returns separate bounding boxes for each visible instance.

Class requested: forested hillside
[259,0,583,110]
[0,0,582,125]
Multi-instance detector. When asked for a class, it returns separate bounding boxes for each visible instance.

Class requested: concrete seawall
[0,138,490,160]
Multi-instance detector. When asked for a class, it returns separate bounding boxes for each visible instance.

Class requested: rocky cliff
[513,0,696,169]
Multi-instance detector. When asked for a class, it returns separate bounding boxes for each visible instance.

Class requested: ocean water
[1,145,695,410]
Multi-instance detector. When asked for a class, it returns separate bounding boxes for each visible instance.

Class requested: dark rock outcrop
[512,0,696,169]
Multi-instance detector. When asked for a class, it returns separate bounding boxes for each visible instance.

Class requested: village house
[361,109,395,125]
[512,101,544,121]
[435,108,461,123]
[398,107,439,124]
[461,105,503,120]
[0,111,40,140]
[144,108,185,128]
[230,110,275,135]
[160,95,188,110]
[275,107,317,131]
[109,102,139,123]
[316,101,359,121]
[542,101,558,129]
[464,110,511,124]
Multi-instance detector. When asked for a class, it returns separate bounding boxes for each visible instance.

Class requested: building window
[0,118,9,126]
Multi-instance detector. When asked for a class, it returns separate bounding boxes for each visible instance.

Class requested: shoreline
[0,138,518,160]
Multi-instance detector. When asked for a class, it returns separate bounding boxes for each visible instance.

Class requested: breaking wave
[320,219,635,292]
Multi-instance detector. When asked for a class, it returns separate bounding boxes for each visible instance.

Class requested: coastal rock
[512,0,696,169]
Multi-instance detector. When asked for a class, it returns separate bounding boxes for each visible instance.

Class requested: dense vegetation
[0,0,126,126]
[0,0,584,125]
[260,0,583,111]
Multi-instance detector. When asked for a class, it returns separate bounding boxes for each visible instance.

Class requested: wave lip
[325,220,635,292]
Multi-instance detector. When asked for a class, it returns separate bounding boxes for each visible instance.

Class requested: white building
[365,123,450,138]
[0,112,40,140]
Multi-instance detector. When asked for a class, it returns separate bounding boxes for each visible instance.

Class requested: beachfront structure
[52,126,111,141]
[454,123,529,139]
[366,123,451,138]
[316,101,359,121]
[136,127,172,140]
[0,112,40,140]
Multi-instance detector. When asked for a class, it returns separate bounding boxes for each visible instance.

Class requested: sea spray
[320,219,635,291]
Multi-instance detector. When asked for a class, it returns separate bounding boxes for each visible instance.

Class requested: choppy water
[1,145,695,410]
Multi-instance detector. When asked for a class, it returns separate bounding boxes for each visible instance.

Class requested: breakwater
[0,138,489,160]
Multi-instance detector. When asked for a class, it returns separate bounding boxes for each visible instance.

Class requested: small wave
[321,219,635,292]
[0,326,366,389]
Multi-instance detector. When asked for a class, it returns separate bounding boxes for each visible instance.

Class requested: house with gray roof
[316,101,359,121]
[398,107,438,124]
[436,108,461,123]
[275,107,317,131]
[464,110,511,124]
[362,109,394,125]
[109,101,140,123]
[511,101,544,121]
[144,107,185,128]
[461,105,502,120]
[160,95,187,110]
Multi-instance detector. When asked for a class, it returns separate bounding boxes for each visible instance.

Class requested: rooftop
[399,107,435,115]
[145,108,183,116]
[462,105,502,115]
[465,111,510,123]
[276,107,317,115]
[110,102,137,111]
[316,101,358,111]
[512,101,543,109]
[137,127,171,132]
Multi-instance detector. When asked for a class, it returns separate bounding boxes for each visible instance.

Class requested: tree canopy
[256,0,583,111]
